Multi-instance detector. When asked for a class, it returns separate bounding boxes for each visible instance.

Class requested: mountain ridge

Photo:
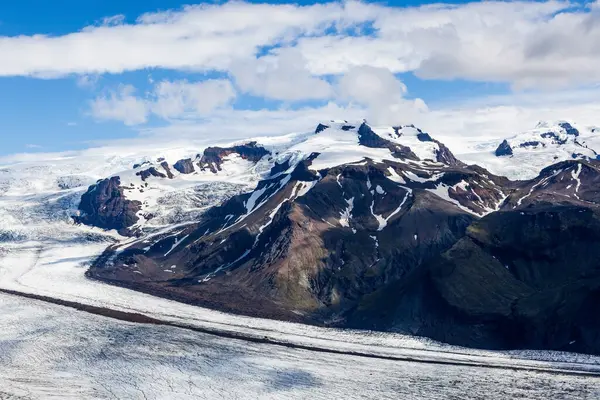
[79,120,600,355]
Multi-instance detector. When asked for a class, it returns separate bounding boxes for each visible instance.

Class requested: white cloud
[337,66,427,125]
[137,102,366,141]
[90,79,236,124]
[424,87,600,142]
[0,1,369,77]
[89,85,149,125]
[231,48,332,101]
[2,1,600,89]
[152,79,236,119]
[3,0,600,149]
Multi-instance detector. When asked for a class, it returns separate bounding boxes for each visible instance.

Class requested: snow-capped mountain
[4,119,600,355]
[74,121,505,238]
[458,121,600,180]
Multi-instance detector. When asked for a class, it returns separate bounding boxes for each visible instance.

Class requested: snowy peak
[495,121,594,159]
[307,120,460,166]
[71,120,469,237]
[461,120,600,180]
[373,124,463,166]
[535,120,579,136]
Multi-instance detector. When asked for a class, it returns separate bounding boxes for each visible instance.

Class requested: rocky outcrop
[417,132,434,142]
[160,161,174,179]
[315,123,329,134]
[198,142,270,173]
[541,131,567,145]
[357,123,419,160]
[75,177,141,236]
[173,158,195,174]
[435,142,463,165]
[559,122,579,136]
[495,139,513,156]
[519,141,542,148]
[133,161,151,169]
[136,167,167,181]
[502,160,600,209]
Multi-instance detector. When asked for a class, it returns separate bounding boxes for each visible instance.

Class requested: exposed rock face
[198,142,270,173]
[136,167,167,181]
[75,177,141,236]
[160,161,174,179]
[519,141,542,148]
[315,123,329,134]
[559,122,579,136]
[173,158,195,174]
[433,138,463,166]
[502,160,600,209]
[417,132,433,142]
[357,123,419,160]
[495,139,513,156]
[541,131,567,145]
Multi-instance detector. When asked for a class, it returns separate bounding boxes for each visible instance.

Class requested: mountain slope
[350,161,600,353]
[87,122,513,322]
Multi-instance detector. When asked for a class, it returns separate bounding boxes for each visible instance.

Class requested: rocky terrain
[72,120,600,355]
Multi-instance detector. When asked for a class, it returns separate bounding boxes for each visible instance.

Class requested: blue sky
[0,0,599,155]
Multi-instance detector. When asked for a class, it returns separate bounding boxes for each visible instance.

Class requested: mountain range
[3,119,600,355]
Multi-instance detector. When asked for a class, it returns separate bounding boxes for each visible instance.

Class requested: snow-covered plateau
[2,120,600,399]
[452,121,600,180]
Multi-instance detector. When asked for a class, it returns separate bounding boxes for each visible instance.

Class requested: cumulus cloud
[2,1,600,89]
[152,79,236,119]
[231,48,332,101]
[337,66,427,125]
[90,85,149,125]
[0,1,369,77]
[90,79,236,124]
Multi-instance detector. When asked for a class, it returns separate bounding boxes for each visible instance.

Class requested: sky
[1,0,600,155]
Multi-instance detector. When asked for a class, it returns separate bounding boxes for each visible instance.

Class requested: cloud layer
[2,1,599,89]
[90,79,237,124]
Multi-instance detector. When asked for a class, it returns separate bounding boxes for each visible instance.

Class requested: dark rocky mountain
[495,139,513,156]
[173,158,195,174]
[75,177,141,236]
[82,121,600,355]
